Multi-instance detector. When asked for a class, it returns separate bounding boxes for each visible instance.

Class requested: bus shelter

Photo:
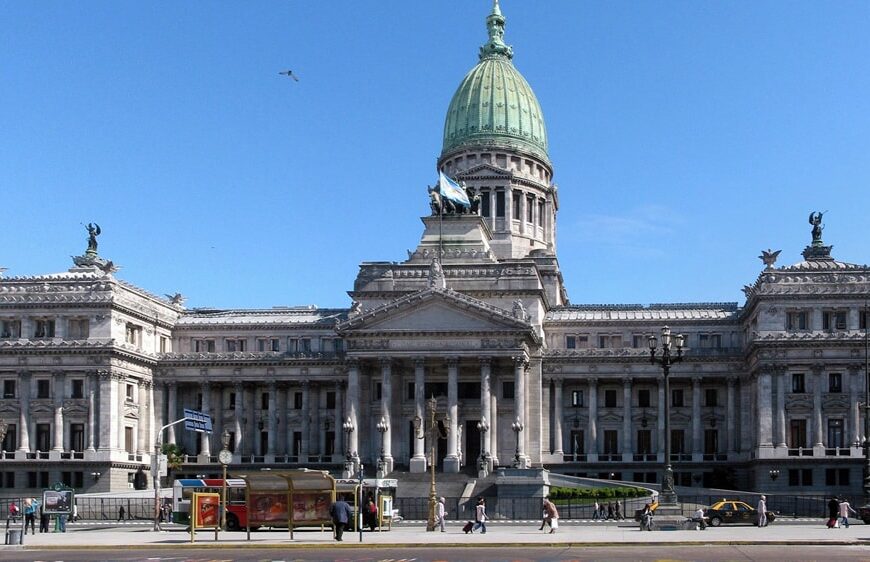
[234,469,335,540]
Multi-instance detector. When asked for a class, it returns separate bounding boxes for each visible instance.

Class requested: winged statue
[758,249,781,270]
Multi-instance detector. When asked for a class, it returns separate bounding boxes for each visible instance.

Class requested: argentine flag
[438,171,471,208]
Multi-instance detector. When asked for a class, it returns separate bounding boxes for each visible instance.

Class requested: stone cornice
[158,352,345,368]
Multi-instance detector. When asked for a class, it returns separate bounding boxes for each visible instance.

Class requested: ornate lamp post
[415,397,449,531]
[217,429,232,537]
[342,417,355,478]
[511,417,524,468]
[648,325,685,506]
[376,417,389,477]
[476,417,489,475]
[768,469,780,482]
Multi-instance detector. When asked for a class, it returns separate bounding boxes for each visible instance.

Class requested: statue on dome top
[809,211,825,245]
[85,223,101,256]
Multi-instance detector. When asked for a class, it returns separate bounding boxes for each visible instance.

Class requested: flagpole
[438,198,443,262]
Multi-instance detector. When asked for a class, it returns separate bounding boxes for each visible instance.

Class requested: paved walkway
[3,520,868,549]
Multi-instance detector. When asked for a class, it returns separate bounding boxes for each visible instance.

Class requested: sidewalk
[4,520,868,550]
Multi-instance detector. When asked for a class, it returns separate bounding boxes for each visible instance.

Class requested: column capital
[378,356,392,367]
[691,375,702,386]
[587,376,598,387]
[446,356,460,368]
[622,377,632,387]
[479,356,492,367]
[553,376,563,388]
[726,375,738,386]
[413,357,426,368]
[346,358,360,370]
[268,380,278,391]
[810,363,825,375]
[513,356,528,369]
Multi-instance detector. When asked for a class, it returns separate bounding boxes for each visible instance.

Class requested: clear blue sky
[3,1,869,309]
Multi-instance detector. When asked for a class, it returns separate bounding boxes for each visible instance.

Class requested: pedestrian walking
[756,495,767,527]
[606,502,614,520]
[639,503,653,531]
[472,497,487,534]
[614,501,622,520]
[692,507,707,530]
[39,507,49,533]
[435,497,446,532]
[592,500,600,520]
[118,505,126,522]
[826,497,839,528]
[838,498,856,529]
[541,496,559,533]
[72,502,78,522]
[24,498,37,534]
[329,497,353,541]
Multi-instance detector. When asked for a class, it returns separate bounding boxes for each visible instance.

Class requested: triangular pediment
[337,288,532,336]
[458,163,512,179]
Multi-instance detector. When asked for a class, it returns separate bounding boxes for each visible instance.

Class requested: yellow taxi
[704,499,775,526]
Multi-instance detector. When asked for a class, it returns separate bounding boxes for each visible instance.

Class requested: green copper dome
[441,1,548,162]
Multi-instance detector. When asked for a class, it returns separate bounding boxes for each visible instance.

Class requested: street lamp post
[511,417,524,468]
[648,325,685,506]
[342,417,355,478]
[769,469,780,482]
[376,417,389,477]
[476,417,489,475]
[864,299,870,503]
[415,397,448,532]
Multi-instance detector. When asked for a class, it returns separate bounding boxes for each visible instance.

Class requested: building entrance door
[465,420,481,468]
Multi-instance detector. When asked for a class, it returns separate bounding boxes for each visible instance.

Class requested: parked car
[703,499,776,527]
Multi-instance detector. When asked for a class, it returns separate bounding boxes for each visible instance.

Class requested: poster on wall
[291,492,331,523]
[248,492,289,524]
[192,493,221,529]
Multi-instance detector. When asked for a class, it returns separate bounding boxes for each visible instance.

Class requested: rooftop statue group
[428,180,481,216]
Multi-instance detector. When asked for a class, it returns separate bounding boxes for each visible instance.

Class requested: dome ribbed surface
[441,57,548,161]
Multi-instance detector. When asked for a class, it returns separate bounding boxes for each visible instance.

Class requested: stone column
[622,377,632,458]
[775,369,787,448]
[200,380,211,457]
[334,381,344,459]
[756,370,773,449]
[553,378,563,455]
[513,356,526,465]
[233,381,244,453]
[480,358,492,459]
[850,366,861,444]
[267,380,278,456]
[692,376,702,459]
[379,358,393,472]
[812,365,823,448]
[167,382,178,445]
[137,381,148,455]
[739,377,751,452]
[147,381,157,459]
[410,358,426,472]
[86,372,96,451]
[52,371,65,451]
[444,357,460,472]
[98,371,118,451]
[657,376,665,459]
[726,376,737,454]
[117,376,126,453]
[588,377,598,460]
[347,361,360,461]
[490,393,498,466]
[311,383,322,456]
[277,384,287,456]
[301,381,310,459]
[246,384,257,455]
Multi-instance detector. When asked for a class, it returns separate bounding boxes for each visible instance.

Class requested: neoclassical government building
[1,2,867,496]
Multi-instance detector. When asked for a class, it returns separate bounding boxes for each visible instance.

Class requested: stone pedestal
[409,456,427,473]
[650,503,692,531]
[406,215,497,264]
[443,456,461,473]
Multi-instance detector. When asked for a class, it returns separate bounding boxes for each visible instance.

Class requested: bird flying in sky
[279,70,299,82]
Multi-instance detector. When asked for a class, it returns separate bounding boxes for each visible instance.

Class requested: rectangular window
[786,311,809,331]
[67,318,89,339]
[228,392,236,410]
[225,339,246,352]
[538,200,545,226]
[631,335,647,348]
[566,335,576,349]
[298,338,311,352]
[160,336,169,353]
[705,389,718,407]
[828,373,842,393]
[194,339,215,352]
[125,427,134,453]
[862,310,869,330]
[672,389,684,407]
[638,389,651,408]
[2,424,17,452]
[502,381,515,400]
[373,382,382,401]
[827,418,844,448]
[3,380,15,399]
[481,190,491,217]
[671,429,685,454]
[71,379,84,399]
[822,311,847,331]
[704,429,718,454]
[70,423,85,452]
[406,382,415,401]
[124,322,141,346]
[571,390,584,407]
[603,430,618,454]
[636,429,652,454]
[598,334,623,348]
[126,384,134,402]
[495,190,505,217]
[36,423,51,451]
[424,382,448,398]
[512,191,521,219]
[526,196,534,222]
[37,379,50,399]
[261,393,270,410]
[792,373,805,393]
[34,319,55,338]
[457,382,480,400]
[570,430,584,454]
[604,390,617,408]
[0,320,21,339]
[326,391,336,409]
[698,334,722,348]
[789,419,807,448]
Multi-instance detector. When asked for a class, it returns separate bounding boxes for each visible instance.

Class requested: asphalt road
[2,545,870,562]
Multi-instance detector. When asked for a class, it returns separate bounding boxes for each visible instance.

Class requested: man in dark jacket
[329,498,354,541]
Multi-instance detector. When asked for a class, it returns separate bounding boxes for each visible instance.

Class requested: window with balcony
[786,311,809,331]
[261,392,270,410]
[0,320,21,339]
[571,390,584,407]
[288,338,311,353]
[827,419,845,448]
[326,391,336,409]
[789,419,807,448]
[512,191,521,220]
[495,190,505,217]
[698,334,722,348]
[159,336,170,353]
[822,310,847,331]
[631,335,647,348]
[71,379,84,399]
[671,389,684,407]
[126,384,134,402]
[526,196,534,223]
[636,430,652,454]
[828,372,842,393]
[566,335,576,349]
[34,319,55,338]
[124,322,141,346]
[228,392,236,410]
[704,429,719,454]
[481,190,491,217]
[3,380,15,399]
[603,430,618,454]
[36,424,51,451]
[705,388,718,407]
[1,424,16,452]
[257,338,280,352]
[638,389,651,408]
[671,429,685,454]
[598,335,623,348]
[293,392,303,409]
[225,339,246,352]
[70,423,85,452]
[791,373,805,393]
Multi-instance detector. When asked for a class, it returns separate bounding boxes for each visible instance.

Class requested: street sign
[183,409,213,433]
